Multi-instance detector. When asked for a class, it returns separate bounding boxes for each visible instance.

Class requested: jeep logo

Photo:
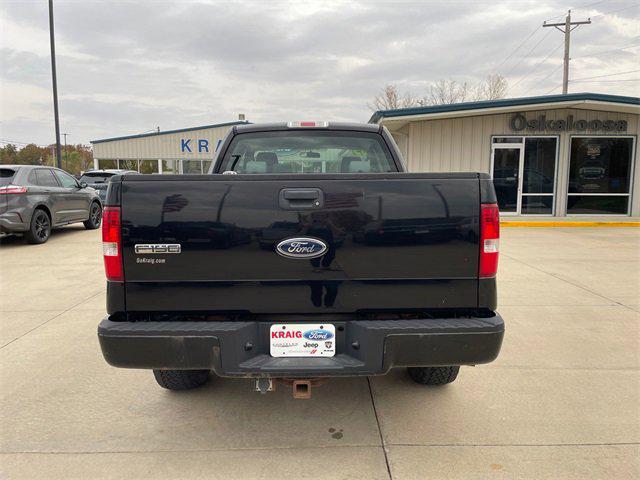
[134,244,181,254]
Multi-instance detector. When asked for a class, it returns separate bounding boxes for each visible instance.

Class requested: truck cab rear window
[218,131,396,174]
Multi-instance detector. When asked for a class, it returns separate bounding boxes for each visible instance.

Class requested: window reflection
[523,138,556,194]
[162,159,176,174]
[182,160,203,174]
[567,136,633,215]
[569,138,632,194]
[139,159,159,174]
[97,159,117,169]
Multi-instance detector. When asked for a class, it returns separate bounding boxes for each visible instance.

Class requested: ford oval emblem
[303,329,334,341]
[276,237,327,259]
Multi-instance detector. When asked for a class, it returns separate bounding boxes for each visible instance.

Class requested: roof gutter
[369,93,640,125]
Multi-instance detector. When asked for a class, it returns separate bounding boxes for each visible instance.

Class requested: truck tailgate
[120,173,481,313]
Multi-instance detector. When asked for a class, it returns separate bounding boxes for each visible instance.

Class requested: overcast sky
[0,0,638,146]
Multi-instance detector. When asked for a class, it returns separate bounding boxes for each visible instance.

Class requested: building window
[119,159,138,171]
[181,159,203,174]
[139,159,159,174]
[161,159,177,174]
[493,137,523,144]
[567,137,634,215]
[98,159,117,169]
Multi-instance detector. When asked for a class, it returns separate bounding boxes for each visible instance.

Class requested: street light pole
[48,0,62,168]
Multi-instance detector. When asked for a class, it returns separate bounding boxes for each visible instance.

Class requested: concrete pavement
[1,226,639,479]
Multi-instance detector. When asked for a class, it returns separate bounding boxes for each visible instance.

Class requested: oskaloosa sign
[510,113,628,132]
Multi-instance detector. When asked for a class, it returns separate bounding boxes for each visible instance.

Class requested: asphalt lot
[1,226,639,479]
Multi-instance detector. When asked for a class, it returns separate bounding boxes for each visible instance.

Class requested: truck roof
[234,122,382,134]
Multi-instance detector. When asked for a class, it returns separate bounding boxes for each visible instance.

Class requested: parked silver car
[0,165,102,244]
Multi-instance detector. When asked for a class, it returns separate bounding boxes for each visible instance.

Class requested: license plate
[270,324,336,357]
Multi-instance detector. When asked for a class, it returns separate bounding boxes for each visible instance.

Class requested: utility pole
[48,0,62,168]
[543,10,591,94]
[62,133,69,170]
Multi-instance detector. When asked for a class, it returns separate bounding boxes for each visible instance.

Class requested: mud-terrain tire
[153,369,210,390]
[407,366,460,385]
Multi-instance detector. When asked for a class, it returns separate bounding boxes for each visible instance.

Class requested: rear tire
[24,208,51,244]
[83,202,102,230]
[153,369,210,390]
[407,366,460,385]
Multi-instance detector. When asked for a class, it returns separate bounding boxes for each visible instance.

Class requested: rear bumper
[0,211,29,233]
[98,314,504,377]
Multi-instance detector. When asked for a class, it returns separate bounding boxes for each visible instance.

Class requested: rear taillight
[0,185,27,194]
[479,203,500,278]
[102,206,123,281]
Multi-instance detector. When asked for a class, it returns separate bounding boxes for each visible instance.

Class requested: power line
[571,78,640,83]
[571,42,640,59]
[590,4,639,19]
[544,83,563,95]
[491,26,541,74]
[543,0,606,22]
[537,64,564,85]
[571,0,608,13]
[569,69,640,81]
[0,139,49,147]
[509,40,564,91]
[504,29,553,77]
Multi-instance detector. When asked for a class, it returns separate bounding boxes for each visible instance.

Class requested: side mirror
[79,182,88,188]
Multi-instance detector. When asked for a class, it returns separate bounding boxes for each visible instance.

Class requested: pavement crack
[367,376,393,480]
[501,253,639,314]
[0,290,103,349]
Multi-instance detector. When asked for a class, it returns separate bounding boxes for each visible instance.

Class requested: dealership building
[91,120,248,175]
[91,92,639,217]
[372,93,639,217]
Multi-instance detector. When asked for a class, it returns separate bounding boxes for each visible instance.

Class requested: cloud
[0,0,638,145]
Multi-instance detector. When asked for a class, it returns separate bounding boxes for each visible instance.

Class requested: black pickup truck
[98,122,504,396]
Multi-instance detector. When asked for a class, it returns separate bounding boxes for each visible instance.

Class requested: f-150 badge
[276,237,327,259]
[135,244,181,254]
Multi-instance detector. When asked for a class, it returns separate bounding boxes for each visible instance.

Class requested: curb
[501,221,640,227]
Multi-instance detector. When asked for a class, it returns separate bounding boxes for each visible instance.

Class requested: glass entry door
[492,137,558,215]
[492,144,523,214]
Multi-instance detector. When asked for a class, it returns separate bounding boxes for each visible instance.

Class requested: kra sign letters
[510,113,627,133]
[180,138,209,153]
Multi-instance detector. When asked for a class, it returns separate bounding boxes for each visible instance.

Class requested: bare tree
[372,85,400,110]
[473,74,508,101]
[370,75,508,111]
[426,79,471,105]
[371,84,425,110]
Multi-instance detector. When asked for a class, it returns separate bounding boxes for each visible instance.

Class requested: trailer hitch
[253,378,328,398]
